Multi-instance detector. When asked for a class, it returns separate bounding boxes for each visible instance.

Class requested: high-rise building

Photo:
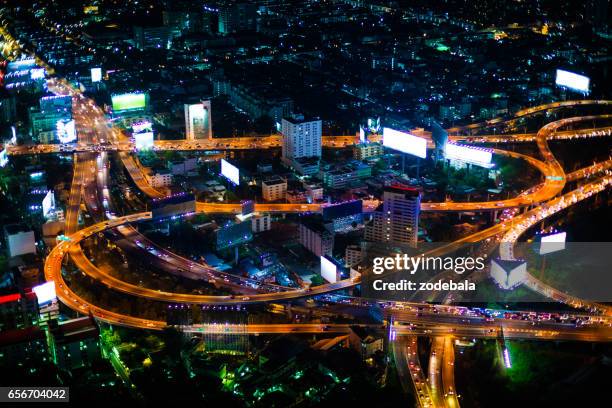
[185,101,212,140]
[163,10,204,35]
[365,185,421,248]
[281,115,322,161]
[218,2,257,34]
[29,95,73,143]
[133,26,173,50]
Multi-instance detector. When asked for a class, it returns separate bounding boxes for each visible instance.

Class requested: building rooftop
[263,176,286,186]
[53,316,98,345]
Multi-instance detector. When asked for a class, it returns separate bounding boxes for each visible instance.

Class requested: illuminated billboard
[555,69,590,93]
[0,149,7,168]
[112,93,147,112]
[7,58,36,72]
[538,231,566,255]
[359,126,366,143]
[56,119,77,143]
[490,259,527,290]
[367,117,381,133]
[42,190,55,218]
[185,102,211,139]
[221,159,239,185]
[382,128,427,158]
[91,67,102,83]
[132,121,152,134]
[30,68,45,80]
[134,132,154,150]
[320,255,338,283]
[32,281,57,305]
[445,143,493,168]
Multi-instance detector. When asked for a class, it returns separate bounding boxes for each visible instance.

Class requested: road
[6,22,612,343]
[428,337,446,408]
[442,337,460,408]
[393,337,435,408]
[6,125,611,156]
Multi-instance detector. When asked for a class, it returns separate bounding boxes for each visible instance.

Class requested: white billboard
[359,126,366,143]
[539,231,566,255]
[555,69,590,93]
[221,159,240,185]
[56,119,77,143]
[30,68,45,80]
[32,281,57,305]
[320,255,338,283]
[91,67,102,83]
[42,190,55,218]
[382,127,427,158]
[185,102,210,140]
[445,143,493,168]
[132,121,152,133]
[134,132,154,150]
[491,259,527,290]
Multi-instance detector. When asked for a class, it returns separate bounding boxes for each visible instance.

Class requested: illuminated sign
[112,93,147,112]
[7,59,35,72]
[320,255,338,283]
[32,281,57,305]
[445,143,493,168]
[30,68,45,80]
[132,121,152,133]
[539,231,566,255]
[490,259,527,290]
[221,159,239,185]
[56,119,77,143]
[382,128,427,158]
[42,190,55,218]
[134,132,154,150]
[91,67,102,83]
[359,126,366,143]
[185,102,210,139]
[0,149,7,167]
[367,117,381,133]
[555,69,590,93]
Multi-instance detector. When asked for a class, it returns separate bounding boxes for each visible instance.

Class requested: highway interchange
[2,25,612,407]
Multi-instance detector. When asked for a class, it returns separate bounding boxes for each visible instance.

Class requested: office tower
[365,185,421,247]
[218,2,257,34]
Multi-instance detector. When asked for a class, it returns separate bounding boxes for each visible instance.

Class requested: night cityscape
[0,0,611,406]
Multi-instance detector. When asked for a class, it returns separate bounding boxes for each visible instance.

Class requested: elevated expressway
[5,125,611,156]
[42,91,612,326]
[446,100,612,134]
[5,22,612,336]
